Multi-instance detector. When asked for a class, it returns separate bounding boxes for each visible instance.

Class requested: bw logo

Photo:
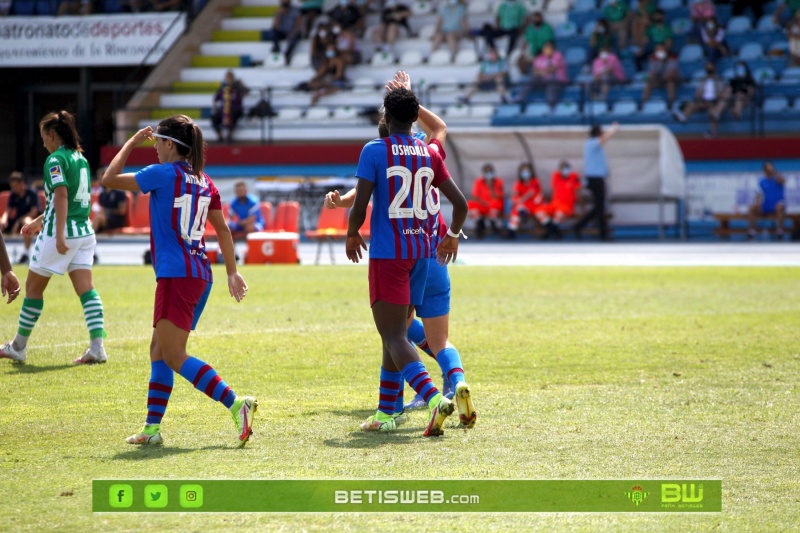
[662,483,703,503]
[626,485,649,506]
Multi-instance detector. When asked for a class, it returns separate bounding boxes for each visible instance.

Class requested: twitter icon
[144,485,169,508]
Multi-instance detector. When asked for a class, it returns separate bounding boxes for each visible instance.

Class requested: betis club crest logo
[626,485,649,506]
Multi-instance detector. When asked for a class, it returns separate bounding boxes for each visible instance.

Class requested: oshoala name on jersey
[182,172,208,188]
[391,144,430,158]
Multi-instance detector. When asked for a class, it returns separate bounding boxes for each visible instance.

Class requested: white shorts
[30,233,96,277]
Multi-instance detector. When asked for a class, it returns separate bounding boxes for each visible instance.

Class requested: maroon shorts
[368,258,428,308]
[153,277,210,332]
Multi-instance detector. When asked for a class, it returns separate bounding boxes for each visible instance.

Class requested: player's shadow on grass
[5,363,75,374]
[112,445,229,461]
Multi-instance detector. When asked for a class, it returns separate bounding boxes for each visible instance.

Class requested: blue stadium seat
[582,20,597,37]
[756,15,779,32]
[586,100,608,116]
[641,100,669,115]
[553,101,580,117]
[524,102,551,117]
[739,42,764,61]
[671,18,692,36]
[726,16,752,35]
[658,0,683,10]
[753,66,777,83]
[780,66,800,81]
[35,0,54,14]
[678,44,703,63]
[610,100,638,116]
[565,47,588,66]
[763,96,789,114]
[555,22,578,39]
[572,0,596,13]
[495,104,522,118]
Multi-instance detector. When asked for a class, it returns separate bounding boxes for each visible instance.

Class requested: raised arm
[599,122,620,144]
[102,127,153,192]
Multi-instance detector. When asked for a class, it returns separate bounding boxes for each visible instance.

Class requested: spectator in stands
[328,0,364,36]
[673,62,725,137]
[468,163,506,239]
[591,46,627,100]
[228,181,265,239]
[774,0,800,26]
[537,160,582,240]
[309,43,349,105]
[482,0,528,58]
[517,41,568,108]
[574,122,619,241]
[688,0,716,43]
[461,47,510,104]
[211,70,249,143]
[310,22,333,71]
[0,172,38,264]
[507,162,543,240]
[748,162,787,239]
[333,23,361,68]
[635,9,673,71]
[715,60,756,119]
[699,16,728,63]
[520,11,555,74]
[267,0,303,65]
[631,0,656,47]
[92,186,129,234]
[373,0,412,53]
[641,44,680,107]
[589,19,616,61]
[300,0,325,37]
[603,0,630,49]
[430,0,472,62]
[788,10,800,66]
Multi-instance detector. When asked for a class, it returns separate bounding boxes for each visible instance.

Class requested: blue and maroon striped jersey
[135,161,221,282]
[355,133,450,259]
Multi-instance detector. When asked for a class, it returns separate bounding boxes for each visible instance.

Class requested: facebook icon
[109,484,133,508]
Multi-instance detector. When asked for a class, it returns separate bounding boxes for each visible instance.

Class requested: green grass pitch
[0,265,798,531]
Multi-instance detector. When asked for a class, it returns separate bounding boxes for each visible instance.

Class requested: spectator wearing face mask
[715,60,756,120]
[689,0,715,43]
[516,41,568,108]
[537,160,582,240]
[641,44,681,107]
[310,22,333,71]
[673,62,725,138]
[591,46,626,100]
[700,16,728,63]
[518,11,555,74]
[507,162,543,239]
[467,163,506,239]
[635,9,673,71]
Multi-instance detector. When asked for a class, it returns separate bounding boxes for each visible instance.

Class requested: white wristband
[446,228,467,240]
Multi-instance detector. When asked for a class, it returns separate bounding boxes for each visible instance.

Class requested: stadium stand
[111,0,796,142]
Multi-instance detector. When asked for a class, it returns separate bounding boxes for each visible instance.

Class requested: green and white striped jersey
[41,146,94,238]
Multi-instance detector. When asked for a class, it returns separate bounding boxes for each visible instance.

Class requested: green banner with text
[93,479,721,513]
